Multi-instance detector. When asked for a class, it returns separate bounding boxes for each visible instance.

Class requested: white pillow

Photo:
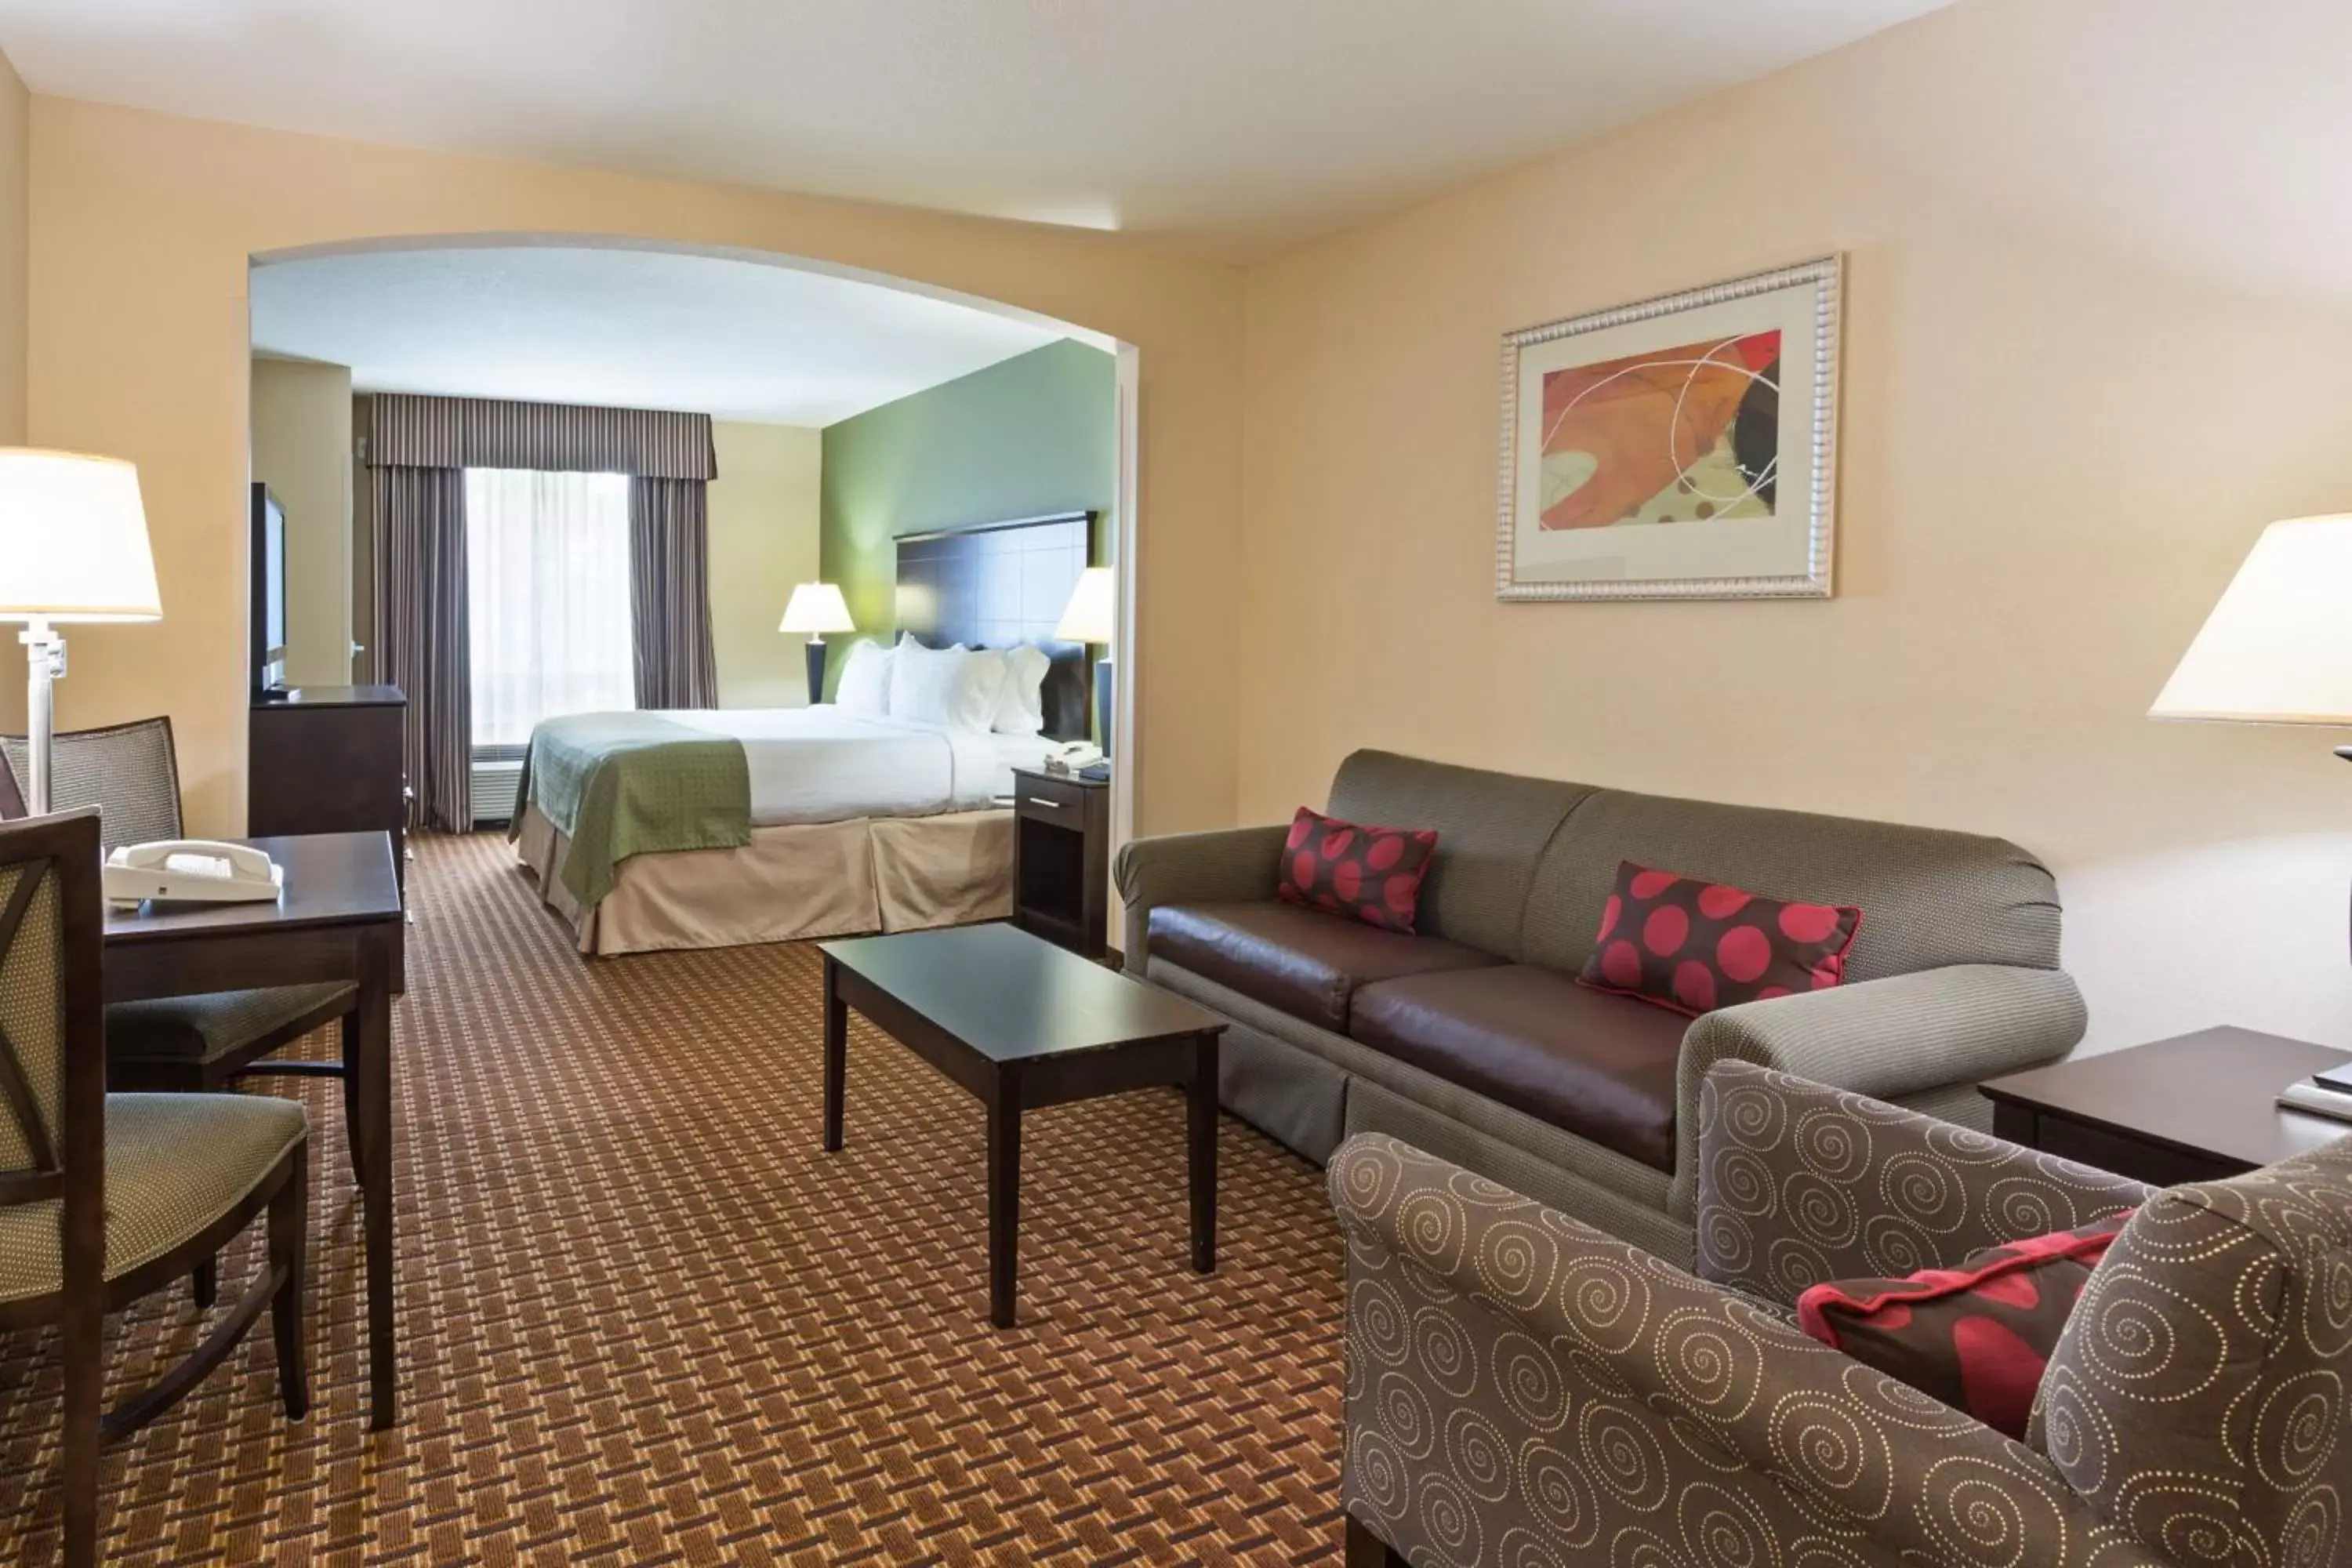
[965,648,1011,727]
[833,639,892,715]
[991,644,1051,735]
[889,636,1000,731]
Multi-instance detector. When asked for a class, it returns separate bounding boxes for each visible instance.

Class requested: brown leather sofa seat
[1349,966,1686,1171]
[1147,902,1502,1032]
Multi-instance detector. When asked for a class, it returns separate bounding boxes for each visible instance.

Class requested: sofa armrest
[1668,962,2088,1218]
[1691,1058,2152,1301]
[1110,823,1291,971]
[1328,1132,2161,1568]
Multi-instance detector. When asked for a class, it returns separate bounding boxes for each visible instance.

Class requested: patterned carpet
[0,833,1345,1564]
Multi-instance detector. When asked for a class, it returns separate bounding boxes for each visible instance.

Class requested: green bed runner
[517,713,752,909]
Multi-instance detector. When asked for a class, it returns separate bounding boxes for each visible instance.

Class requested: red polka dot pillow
[1276,808,1440,934]
[1576,859,1862,1017]
[1795,1214,2135,1439]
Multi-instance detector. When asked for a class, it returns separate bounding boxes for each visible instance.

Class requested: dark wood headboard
[893,510,1098,742]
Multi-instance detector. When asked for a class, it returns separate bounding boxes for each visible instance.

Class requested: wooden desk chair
[0,809,309,1568]
[0,718,361,1139]
[0,719,358,1308]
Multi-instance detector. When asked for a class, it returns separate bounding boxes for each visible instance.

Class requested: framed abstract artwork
[1497,254,1842,601]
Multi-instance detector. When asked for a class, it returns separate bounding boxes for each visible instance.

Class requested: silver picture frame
[1496,253,1843,601]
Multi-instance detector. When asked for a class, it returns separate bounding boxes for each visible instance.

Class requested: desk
[103,832,405,1428]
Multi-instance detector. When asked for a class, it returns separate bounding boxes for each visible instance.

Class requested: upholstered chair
[0,718,360,1131]
[0,718,354,1310]
[0,809,310,1568]
[1331,1058,2352,1568]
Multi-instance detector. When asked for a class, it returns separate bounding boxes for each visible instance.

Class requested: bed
[513,510,1096,955]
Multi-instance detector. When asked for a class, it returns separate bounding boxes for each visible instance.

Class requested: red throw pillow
[1276,808,1439,934]
[1795,1214,2133,1439]
[1576,860,1862,1017]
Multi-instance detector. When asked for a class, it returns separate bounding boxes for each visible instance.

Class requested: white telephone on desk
[104,840,284,908]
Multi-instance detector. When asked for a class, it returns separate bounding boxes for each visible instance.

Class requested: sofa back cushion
[2030,1137,2352,1564]
[1519,788,2062,982]
[1326,750,1592,961]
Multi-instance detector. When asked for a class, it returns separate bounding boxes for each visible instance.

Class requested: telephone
[1042,739,1104,772]
[103,840,284,907]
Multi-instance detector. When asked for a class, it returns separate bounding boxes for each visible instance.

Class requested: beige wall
[0,50,22,444]
[1239,0,2352,1053]
[24,97,1243,837]
[708,419,822,709]
[249,355,353,685]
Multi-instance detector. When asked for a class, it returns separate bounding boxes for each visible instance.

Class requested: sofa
[1112,750,2086,1266]
[1331,1062,2352,1568]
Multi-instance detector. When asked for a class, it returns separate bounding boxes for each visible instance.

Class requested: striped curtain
[372,467,472,832]
[629,478,720,710]
[369,394,717,480]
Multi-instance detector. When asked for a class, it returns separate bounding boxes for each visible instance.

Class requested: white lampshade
[2150,514,2352,724]
[1055,567,1116,644]
[0,449,162,622]
[779,581,855,636]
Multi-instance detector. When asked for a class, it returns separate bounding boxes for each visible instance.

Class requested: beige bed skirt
[514,804,1014,956]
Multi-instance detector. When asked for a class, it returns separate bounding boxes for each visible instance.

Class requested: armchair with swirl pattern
[1332,1058,2352,1568]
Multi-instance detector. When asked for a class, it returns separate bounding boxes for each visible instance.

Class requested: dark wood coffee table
[818,922,1226,1327]
[1980,1026,2352,1188]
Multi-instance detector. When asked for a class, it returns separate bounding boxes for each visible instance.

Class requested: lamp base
[1094,655,1114,760]
[804,638,828,706]
[20,620,62,816]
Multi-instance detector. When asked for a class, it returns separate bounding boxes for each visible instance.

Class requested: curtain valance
[368,393,717,480]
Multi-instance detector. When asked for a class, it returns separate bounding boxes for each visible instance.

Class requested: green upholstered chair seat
[0,1092,307,1305]
[106,984,357,1065]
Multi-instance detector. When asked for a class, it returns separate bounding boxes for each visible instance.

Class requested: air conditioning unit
[471,757,524,826]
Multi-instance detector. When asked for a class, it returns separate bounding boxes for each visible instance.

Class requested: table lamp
[1056,567,1116,760]
[0,450,162,814]
[2154,510,2352,949]
[779,581,855,705]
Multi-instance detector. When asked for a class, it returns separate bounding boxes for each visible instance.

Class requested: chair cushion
[1148,901,1501,1031]
[1350,965,1688,1170]
[1796,1214,2133,1439]
[106,982,358,1065]
[0,1091,307,1305]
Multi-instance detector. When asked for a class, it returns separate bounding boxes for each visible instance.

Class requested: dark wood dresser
[249,684,408,893]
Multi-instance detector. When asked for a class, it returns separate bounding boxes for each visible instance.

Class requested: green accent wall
[818,338,1116,681]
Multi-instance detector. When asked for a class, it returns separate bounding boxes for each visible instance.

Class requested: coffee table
[818,922,1228,1327]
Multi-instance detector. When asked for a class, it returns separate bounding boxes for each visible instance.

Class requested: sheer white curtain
[466,468,634,749]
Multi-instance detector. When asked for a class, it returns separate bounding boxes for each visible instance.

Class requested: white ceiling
[249,245,1073,426]
[0,0,1955,257]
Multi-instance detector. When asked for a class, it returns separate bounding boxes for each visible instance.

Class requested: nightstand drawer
[1014,772,1088,821]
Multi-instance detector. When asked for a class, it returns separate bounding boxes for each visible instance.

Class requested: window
[466,468,634,749]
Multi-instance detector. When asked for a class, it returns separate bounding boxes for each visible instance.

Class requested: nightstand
[1009,765,1110,959]
[1979,1026,2352,1187]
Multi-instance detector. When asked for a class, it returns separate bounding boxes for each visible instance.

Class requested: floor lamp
[0,451,163,814]
[780,582,855,706]
[2150,513,2352,960]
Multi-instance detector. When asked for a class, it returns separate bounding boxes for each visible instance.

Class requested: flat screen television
[251,483,289,698]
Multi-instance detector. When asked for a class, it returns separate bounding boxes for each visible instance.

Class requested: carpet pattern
[0,833,1345,1564]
